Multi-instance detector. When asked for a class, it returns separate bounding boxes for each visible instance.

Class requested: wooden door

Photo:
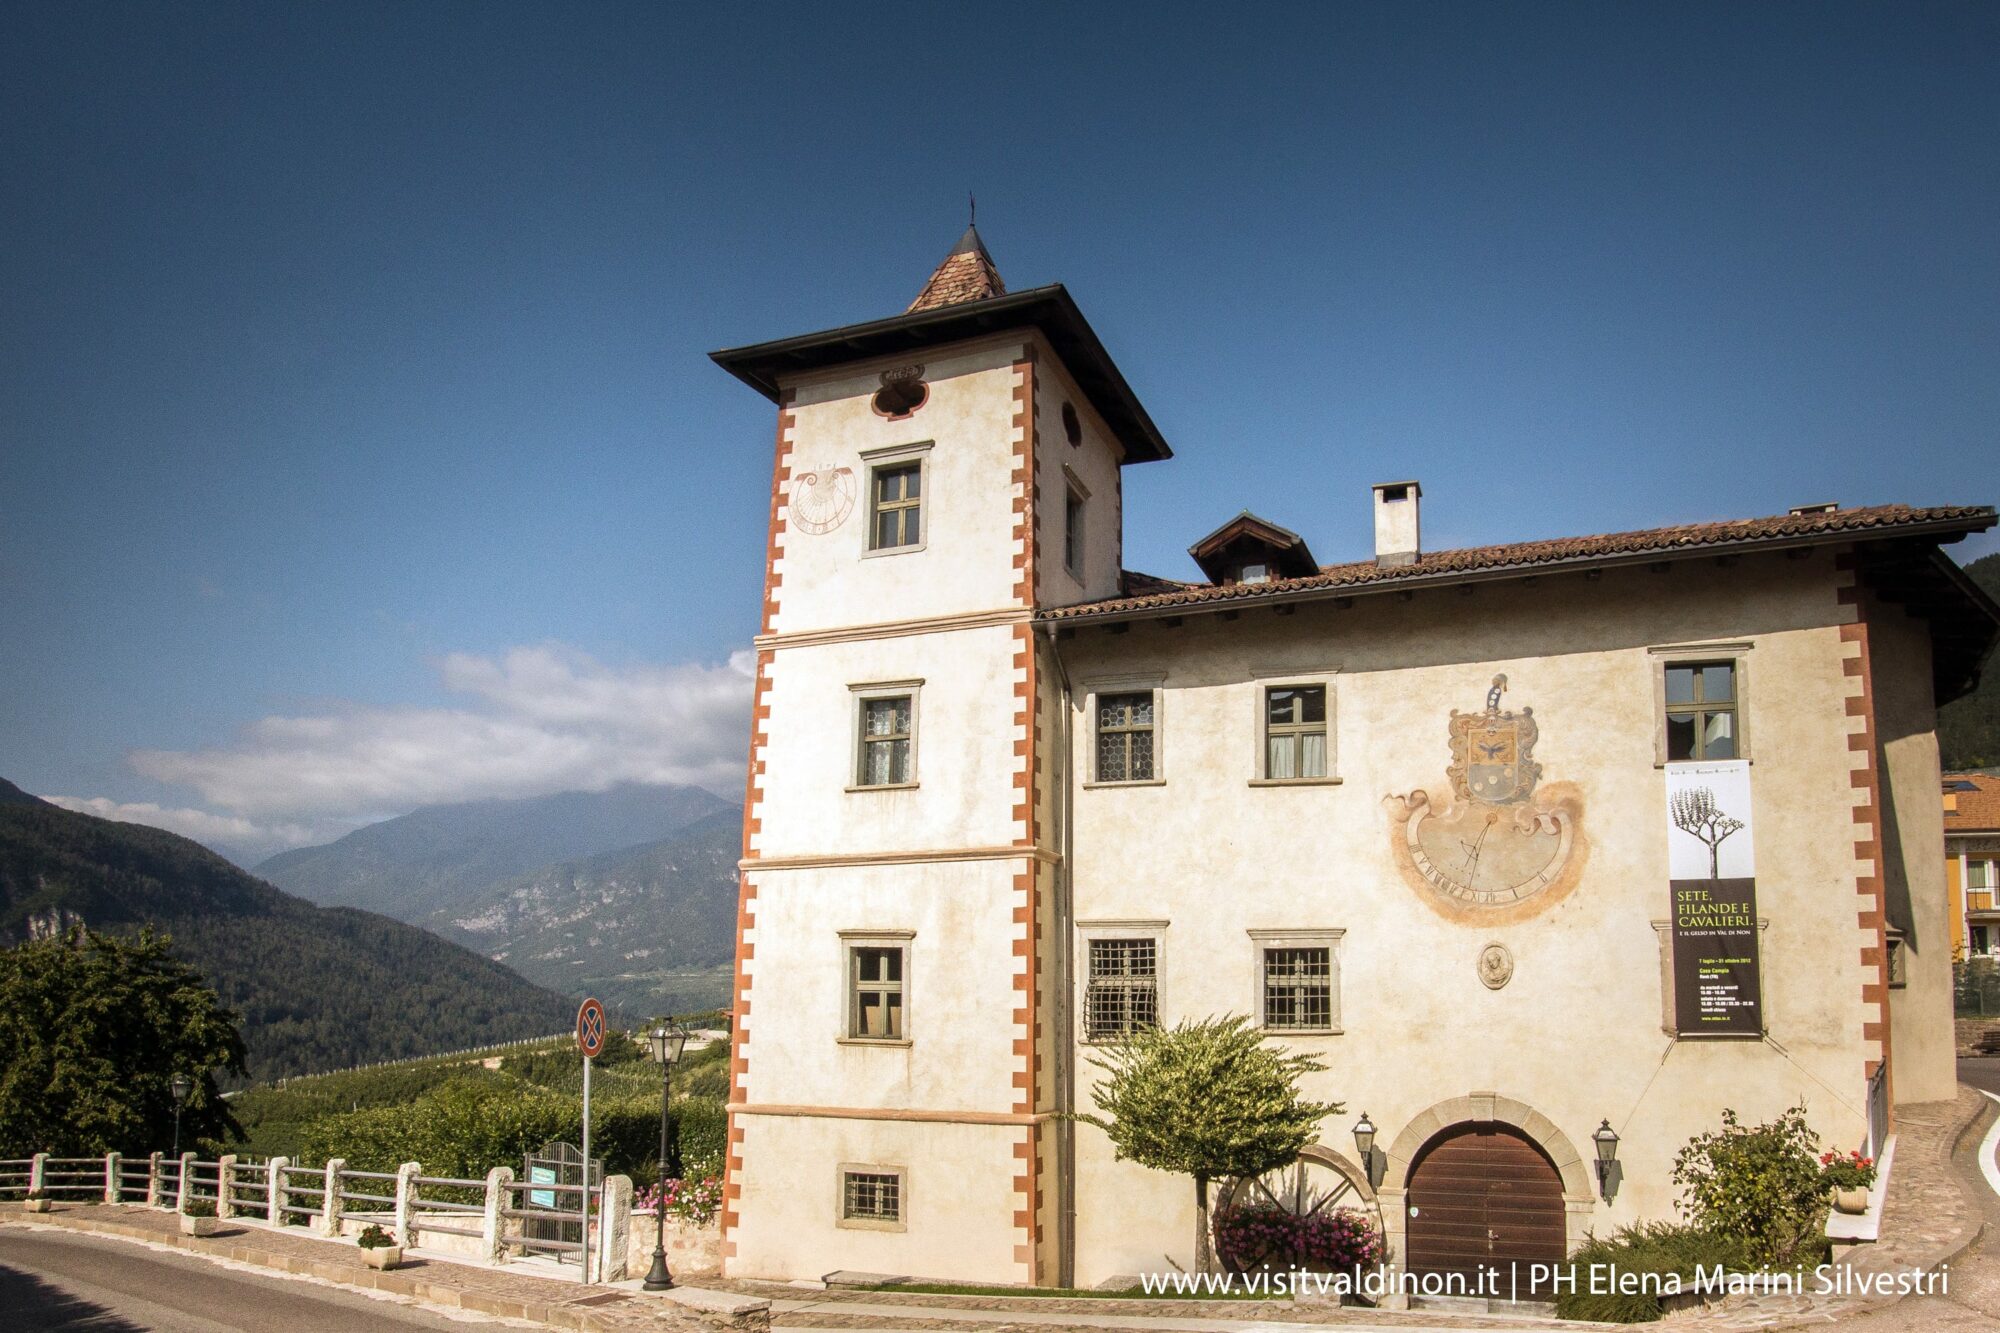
[1405,1123,1566,1296]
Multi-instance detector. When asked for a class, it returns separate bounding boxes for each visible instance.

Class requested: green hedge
[1552,1224,1755,1323]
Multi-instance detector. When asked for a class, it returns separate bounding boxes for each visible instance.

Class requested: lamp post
[170,1073,193,1159]
[1352,1112,1384,1188]
[642,1017,690,1292]
[1593,1119,1620,1203]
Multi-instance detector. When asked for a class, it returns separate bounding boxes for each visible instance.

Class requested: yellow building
[1945,773,2000,957]
[708,229,2000,1296]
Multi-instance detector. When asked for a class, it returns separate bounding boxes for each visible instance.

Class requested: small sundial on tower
[1387,675,1581,913]
[791,466,856,534]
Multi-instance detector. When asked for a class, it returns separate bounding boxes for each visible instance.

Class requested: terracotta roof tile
[1946,773,2000,834]
[1045,503,1996,621]
[907,226,1006,313]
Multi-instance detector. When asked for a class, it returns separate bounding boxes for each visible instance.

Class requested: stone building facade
[708,230,1999,1293]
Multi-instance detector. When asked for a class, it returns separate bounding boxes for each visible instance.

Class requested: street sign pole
[579,1052,592,1284]
[575,997,606,1286]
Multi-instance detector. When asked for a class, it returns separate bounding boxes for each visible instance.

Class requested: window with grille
[1095,692,1155,782]
[1065,487,1086,579]
[1665,662,1737,761]
[1264,686,1327,779]
[1262,947,1334,1032]
[869,462,922,550]
[1086,938,1157,1039]
[856,694,913,786]
[841,1170,901,1223]
[1885,936,1907,989]
[849,945,905,1040]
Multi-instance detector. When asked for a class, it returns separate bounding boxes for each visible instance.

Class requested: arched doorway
[1405,1122,1566,1296]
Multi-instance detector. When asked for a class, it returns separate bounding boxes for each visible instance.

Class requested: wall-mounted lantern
[1352,1112,1385,1189]
[1593,1119,1621,1203]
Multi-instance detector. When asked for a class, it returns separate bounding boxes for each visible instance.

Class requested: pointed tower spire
[906,224,1007,313]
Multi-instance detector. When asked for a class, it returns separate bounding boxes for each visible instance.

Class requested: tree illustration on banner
[1671,786,1745,879]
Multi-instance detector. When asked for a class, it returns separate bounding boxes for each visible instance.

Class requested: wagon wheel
[1219,1146,1376,1273]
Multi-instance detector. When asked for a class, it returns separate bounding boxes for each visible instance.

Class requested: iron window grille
[849,946,905,1039]
[1095,692,1155,782]
[842,1171,901,1223]
[1264,686,1328,779]
[1665,661,1737,761]
[857,695,913,786]
[1262,947,1333,1032]
[869,463,922,550]
[1086,938,1158,1039]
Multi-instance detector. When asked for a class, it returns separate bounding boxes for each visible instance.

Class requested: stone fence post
[482,1166,513,1264]
[104,1152,120,1204]
[176,1152,195,1214]
[320,1158,345,1237]
[595,1174,632,1282]
[28,1153,46,1196]
[216,1155,237,1220]
[393,1161,419,1248]
[268,1157,289,1224]
[146,1152,162,1208]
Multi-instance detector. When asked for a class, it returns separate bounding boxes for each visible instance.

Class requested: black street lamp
[642,1017,690,1292]
[170,1073,193,1158]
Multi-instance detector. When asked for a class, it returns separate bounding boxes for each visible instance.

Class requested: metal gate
[520,1140,602,1262]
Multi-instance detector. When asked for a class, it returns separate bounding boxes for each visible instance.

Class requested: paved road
[1957,1057,2000,1096]
[0,1227,510,1331]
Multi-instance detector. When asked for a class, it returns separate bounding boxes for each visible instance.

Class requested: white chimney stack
[1372,480,1422,567]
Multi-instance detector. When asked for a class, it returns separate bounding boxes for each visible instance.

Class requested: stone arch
[1374,1092,1599,1286]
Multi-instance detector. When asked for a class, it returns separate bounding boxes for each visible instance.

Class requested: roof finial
[968,191,976,228]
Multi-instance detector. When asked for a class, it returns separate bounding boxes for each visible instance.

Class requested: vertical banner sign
[576,998,605,1284]
[1666,761,1762,1036]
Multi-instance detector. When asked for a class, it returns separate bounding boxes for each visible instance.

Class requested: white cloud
[84,643,755,853]
[41,796,330,859]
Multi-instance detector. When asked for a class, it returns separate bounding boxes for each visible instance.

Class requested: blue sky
[3,2,1995,857]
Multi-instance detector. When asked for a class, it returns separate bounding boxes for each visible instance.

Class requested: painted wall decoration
[1666,759,1762,1037]
[1386,675,1585,921]
[1477,942,1514,990]
[790,466,856,535]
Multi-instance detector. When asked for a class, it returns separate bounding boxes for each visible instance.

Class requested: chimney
[1372,481,1422,567]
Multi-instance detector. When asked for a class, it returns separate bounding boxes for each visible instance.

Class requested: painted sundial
[791,465,856,535]
[1387,675,1583,916]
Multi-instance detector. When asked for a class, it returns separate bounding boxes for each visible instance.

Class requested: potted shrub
[356,1223,402,1270]
[24,1189,50,1214]
[1819,1148,1876,1215]
[179,1199,218,1237]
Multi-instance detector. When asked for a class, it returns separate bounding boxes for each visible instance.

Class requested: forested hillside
[0,791,575,1079]
[1941,552,2000,770]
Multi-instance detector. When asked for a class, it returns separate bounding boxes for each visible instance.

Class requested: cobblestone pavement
[0,1202,749,1331]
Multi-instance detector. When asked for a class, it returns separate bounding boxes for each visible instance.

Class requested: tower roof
[906,225,1007,312]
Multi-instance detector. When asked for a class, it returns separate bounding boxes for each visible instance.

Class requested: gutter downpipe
[1040,619,1078,1289]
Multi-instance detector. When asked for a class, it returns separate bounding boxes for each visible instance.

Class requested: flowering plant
[1817,1149,1876,1191]
[1212,1201,1383,1275]
[634,1175,723,1226]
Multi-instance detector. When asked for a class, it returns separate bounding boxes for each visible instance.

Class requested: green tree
[0,927,247,1156]
[1075,1015,1341,1273]
[1671,1104,1827,1266]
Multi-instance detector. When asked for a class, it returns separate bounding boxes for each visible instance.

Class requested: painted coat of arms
[1385,675,1583,915]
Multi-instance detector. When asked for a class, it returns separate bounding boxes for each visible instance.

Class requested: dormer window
[1188,512,1318,587]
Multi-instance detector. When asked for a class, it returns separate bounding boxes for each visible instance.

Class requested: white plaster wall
[731,1113,1027,1283]
[1031,345,1127,607]
[740,859,1024,1113]
[775,341,1029,635]
[1058,552,1882,1286]
[754,628,1027,860]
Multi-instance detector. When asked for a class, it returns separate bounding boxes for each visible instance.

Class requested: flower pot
[25,1198,50,1214]
[179,1215,217,1237]
[1831,1186,1869,1215]
[361,1246,402,1270]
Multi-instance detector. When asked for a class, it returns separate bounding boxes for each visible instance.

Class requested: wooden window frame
[849,681,920,791]
[859,441,931,558]
[1254,681,1335,785]
[837,1164,907,1231]
[1084,679,1164,787]
[1064,485,1086,581]
[838,929,914,1046]
[1649,643,1753,766]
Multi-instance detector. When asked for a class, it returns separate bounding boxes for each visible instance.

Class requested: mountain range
[255,783,743,1016]
[0,780,576,1079]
